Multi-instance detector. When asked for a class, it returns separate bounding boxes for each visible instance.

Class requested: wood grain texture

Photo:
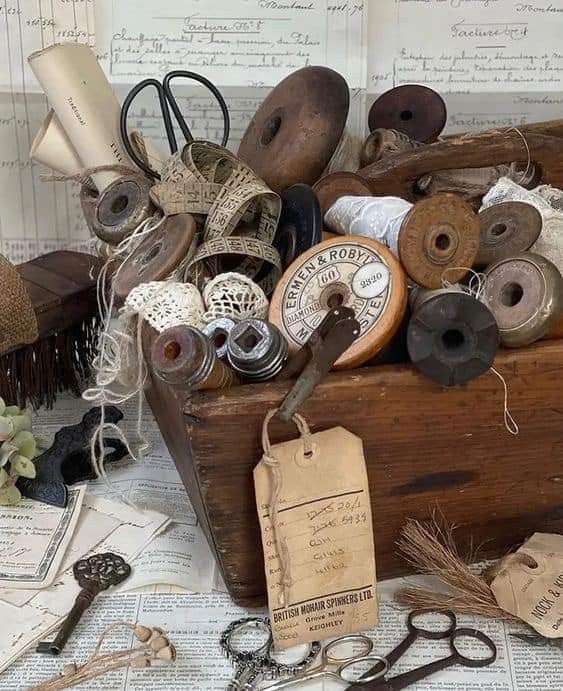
[146,340,563,606]
[358,131,563,201]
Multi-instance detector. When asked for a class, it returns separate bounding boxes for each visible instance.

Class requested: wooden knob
[237,66,349,192]
[113,214,197,301]
[368,85,447,143]
[483,252,563,347]
[398,193,480,288]
[477,202,542,268]
[407,291,499,387]
[269,236,407,369]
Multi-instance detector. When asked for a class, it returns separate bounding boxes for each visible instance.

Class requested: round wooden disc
[398,193,480,288]
[313,172,372,218]
[269,236,407,369]
[368,85,447,143]
[477,201,542,267]
[237,66,349,192]
[114,214,196,300]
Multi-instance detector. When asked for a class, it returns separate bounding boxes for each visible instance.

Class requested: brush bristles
[395,515,519,622]
[0,316,100,409]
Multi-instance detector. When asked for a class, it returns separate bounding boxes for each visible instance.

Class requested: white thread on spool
[324,195,412,256]
[322,128,363,176]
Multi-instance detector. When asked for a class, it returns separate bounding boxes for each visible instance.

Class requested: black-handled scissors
[119,70,230,179]
[346,609,497,690]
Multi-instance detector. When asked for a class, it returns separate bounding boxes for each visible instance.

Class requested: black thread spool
[80,173,153,245]
[407,289,499,387]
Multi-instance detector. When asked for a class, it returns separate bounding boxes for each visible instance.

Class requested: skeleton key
[37,552,131,655]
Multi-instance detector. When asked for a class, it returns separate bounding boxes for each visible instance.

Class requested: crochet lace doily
[203,272,269,323]
[124,281,205,333]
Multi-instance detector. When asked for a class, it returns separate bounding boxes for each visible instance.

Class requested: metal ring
[220,617,272,665]
[267,639,321,675]
[450,628,497,668]
[407,609,457,639]
[339,655,389,683]
[324,634,373,664]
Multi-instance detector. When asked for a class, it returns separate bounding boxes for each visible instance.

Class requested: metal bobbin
[203,318,236,360]
[80,173,154,245]
[151,325,238,390]
[227,319,288,382]
[483,252,563,347]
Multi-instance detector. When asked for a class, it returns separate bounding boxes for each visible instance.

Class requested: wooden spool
[368,85,447,143]
[80,174,154,245]
[237,66,349,192]
[477,201,542,267]
[313,172,372,218]
[269,236,407,369]
[483,252,563,347]
[113,214,196,301]
[398,193,480,289]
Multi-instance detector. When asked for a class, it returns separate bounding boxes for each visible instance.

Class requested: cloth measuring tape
[150,141,282,295]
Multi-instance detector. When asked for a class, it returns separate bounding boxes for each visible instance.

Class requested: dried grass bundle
[395,515,519,622]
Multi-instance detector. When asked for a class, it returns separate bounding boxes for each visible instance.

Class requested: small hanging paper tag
[254,410,377,650]
[490,532,563,638]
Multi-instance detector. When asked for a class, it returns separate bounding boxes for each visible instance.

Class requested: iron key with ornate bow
[37,552,131,655]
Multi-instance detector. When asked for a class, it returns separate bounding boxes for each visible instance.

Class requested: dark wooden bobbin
[313,172,372,219]
[398,193,481,289]
[80,173,154,245]
[483,252,563,347]
[407,290,500,387]
[368,85,447,143]
[476,201,542,268]
[151,325,239,391]
[113,213,197,301]
[237,66,349,192]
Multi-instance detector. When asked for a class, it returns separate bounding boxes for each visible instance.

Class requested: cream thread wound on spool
[202,272,269,323]
[324,195,413,255]
[482,177,563,273]
[269,236,407,369]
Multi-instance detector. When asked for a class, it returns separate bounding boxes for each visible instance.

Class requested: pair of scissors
[119,70,230,179]
[345,609,497,690]
[263,634,388,689]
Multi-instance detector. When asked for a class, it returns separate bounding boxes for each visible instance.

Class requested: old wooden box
[145,340,563,606]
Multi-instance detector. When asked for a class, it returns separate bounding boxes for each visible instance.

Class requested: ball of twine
[203,272,269,323]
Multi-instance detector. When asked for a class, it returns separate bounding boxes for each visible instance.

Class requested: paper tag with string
[254,410,377,650]
[490,533,563,638]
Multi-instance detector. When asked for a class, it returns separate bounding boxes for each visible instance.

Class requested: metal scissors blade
[510,633,563,649]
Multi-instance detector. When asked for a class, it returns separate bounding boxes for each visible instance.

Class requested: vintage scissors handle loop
[323,634,373,664]
[407,609,457,639]
[450,628,497,667]
[120,78,177,179]
[163,70,230,148]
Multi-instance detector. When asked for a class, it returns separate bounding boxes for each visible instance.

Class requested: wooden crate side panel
[187,342,563,606]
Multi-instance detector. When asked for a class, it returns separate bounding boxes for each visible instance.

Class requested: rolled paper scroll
[30,109,82,176]
[28,43,132,191]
